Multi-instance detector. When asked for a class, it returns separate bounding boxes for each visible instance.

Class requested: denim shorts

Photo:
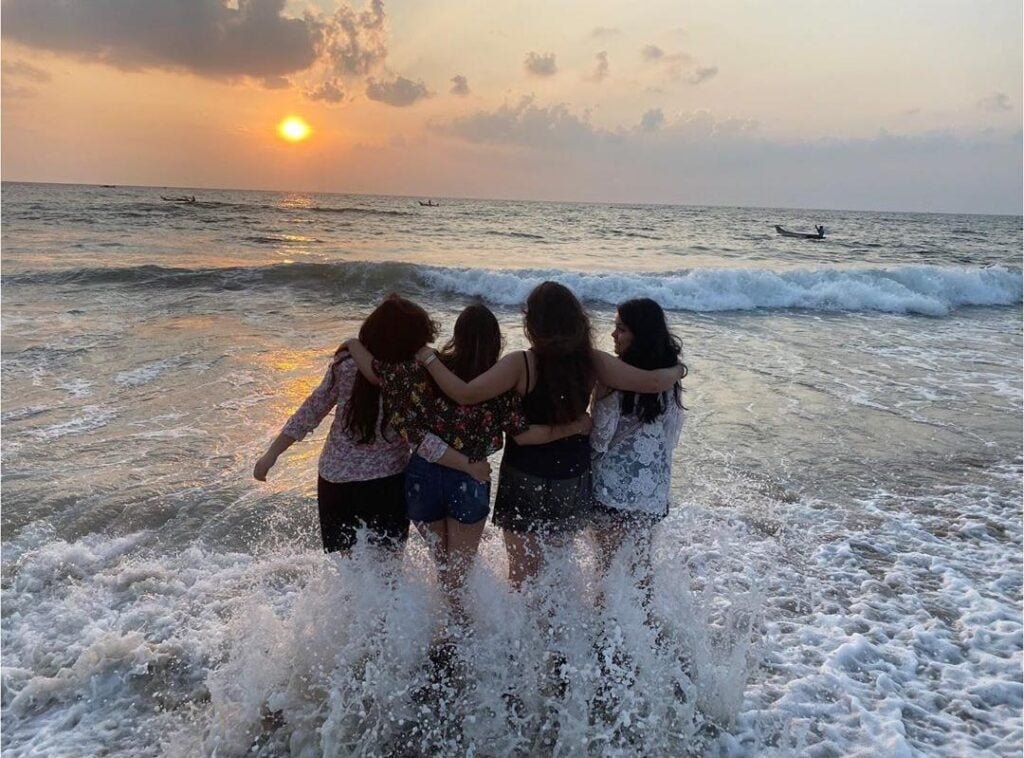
[405,454,491,525]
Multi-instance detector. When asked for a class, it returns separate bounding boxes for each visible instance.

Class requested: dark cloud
[2,59,51,83]
[439,96,598,149]
[439,100,760,152]
[524,51,557,77]
[306,79,345,103]
[590,26,620,39]
[1,0,321,80]
[978,93,1012,112]
[366,75,429,107]
[587,51,609,83]
[319,0,387,78]
[639,108,664,132]
[688,65,718,85]
[641,45,664,62]
[450,74,470,96]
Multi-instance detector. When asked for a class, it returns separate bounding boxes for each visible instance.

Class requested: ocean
[2,181,1021,756]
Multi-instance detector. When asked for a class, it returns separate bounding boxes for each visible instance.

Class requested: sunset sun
[277,116,311,143]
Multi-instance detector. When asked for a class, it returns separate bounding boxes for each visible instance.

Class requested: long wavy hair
[340,294,438,443]
[616,298,686,423]
[522,281,595,424]
[438,304,503,382]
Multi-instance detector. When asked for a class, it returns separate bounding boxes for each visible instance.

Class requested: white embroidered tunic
[590,390,683,516]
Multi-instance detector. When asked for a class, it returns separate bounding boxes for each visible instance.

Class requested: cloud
[2,59,51,83]
[306,79,345,103]
[586,51,609,83]
[1,0,321,80]
[978,93,1012,112]
[524,51,557,77]
[688,65,718,85]
[641,45,665,62]
[439,96,598,149]
[366,75,429,106]
[590,26,620,39]
[450,74,470,96]
[639,109,664,132]
[319,0,388,78]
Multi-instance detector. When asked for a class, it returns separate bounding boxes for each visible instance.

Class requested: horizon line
[2,178,1020,218]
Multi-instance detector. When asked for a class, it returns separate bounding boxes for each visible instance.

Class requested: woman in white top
[590,298,686,582]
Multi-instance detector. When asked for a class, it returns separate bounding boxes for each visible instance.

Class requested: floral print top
[281,355,448,483]
[372,358,530,461]
[590,390,683,515]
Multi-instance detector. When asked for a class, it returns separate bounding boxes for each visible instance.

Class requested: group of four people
[254,281,686,604]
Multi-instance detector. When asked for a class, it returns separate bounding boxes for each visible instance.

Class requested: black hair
[616,298,686,423]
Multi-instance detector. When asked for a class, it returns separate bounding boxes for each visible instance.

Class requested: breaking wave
[5,262,1020,316]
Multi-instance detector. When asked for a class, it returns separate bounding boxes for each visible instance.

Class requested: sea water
[2,182,1021,756]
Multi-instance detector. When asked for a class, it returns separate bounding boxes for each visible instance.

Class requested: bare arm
[417,348,524,405]
[592,350,684,394]
[344,339,379,385]
[513,414,593,445]
[253,433,297,481]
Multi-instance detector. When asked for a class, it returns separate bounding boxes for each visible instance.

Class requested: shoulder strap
[521,350,531,393]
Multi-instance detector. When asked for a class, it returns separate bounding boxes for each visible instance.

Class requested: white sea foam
[25,405,117,440]
[417,264,1022,315]
[1,518,759,757]
[115,360,176,387]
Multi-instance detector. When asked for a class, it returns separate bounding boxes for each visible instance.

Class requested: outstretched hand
[253,454,276,481]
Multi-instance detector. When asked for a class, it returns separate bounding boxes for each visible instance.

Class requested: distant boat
[161,195,197,203]
[775,224,825,240]
[418,200,439,207]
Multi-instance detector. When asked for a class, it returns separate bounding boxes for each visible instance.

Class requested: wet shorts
[492,462,593,534]
[405,454,491,525]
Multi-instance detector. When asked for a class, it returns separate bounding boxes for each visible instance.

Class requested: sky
[1,0,1021,213]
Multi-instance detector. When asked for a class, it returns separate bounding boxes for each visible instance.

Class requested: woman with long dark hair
[344,304,588,605]
[590,298,686,586]
[253,295,487,554]
[416,282,685,586]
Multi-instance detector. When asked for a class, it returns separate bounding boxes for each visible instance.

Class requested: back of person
[502,350,590,479]
[591,388,682,517]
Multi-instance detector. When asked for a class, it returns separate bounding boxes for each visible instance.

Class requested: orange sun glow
[277,116,312,143]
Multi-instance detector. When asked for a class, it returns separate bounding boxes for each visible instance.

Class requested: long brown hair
[342,294,438,443]
[438,304,503,381]
[523,281,595,424]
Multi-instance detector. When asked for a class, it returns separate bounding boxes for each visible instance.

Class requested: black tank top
[501,351,590,478]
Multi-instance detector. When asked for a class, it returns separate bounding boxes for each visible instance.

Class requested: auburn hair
[340,294,438,443]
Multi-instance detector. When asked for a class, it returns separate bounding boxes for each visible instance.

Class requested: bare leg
[593,518,656,608]
[415,518,448,572]
[503,529,543,590]
[442,517,487,621]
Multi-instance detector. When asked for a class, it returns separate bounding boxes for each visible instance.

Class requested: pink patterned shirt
[281,355,448,483]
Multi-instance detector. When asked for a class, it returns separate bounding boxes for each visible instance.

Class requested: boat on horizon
[775,224,825,240]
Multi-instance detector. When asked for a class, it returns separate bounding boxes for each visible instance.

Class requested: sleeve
[416,433,449,463]
[281,357,347,440]
[589,392,620,455]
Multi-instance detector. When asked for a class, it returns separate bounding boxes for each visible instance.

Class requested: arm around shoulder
[420,349,523,405]
[593,350,683,394]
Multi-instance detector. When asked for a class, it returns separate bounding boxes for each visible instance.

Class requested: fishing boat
[418,200,439,207]
[775,225,825,239]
